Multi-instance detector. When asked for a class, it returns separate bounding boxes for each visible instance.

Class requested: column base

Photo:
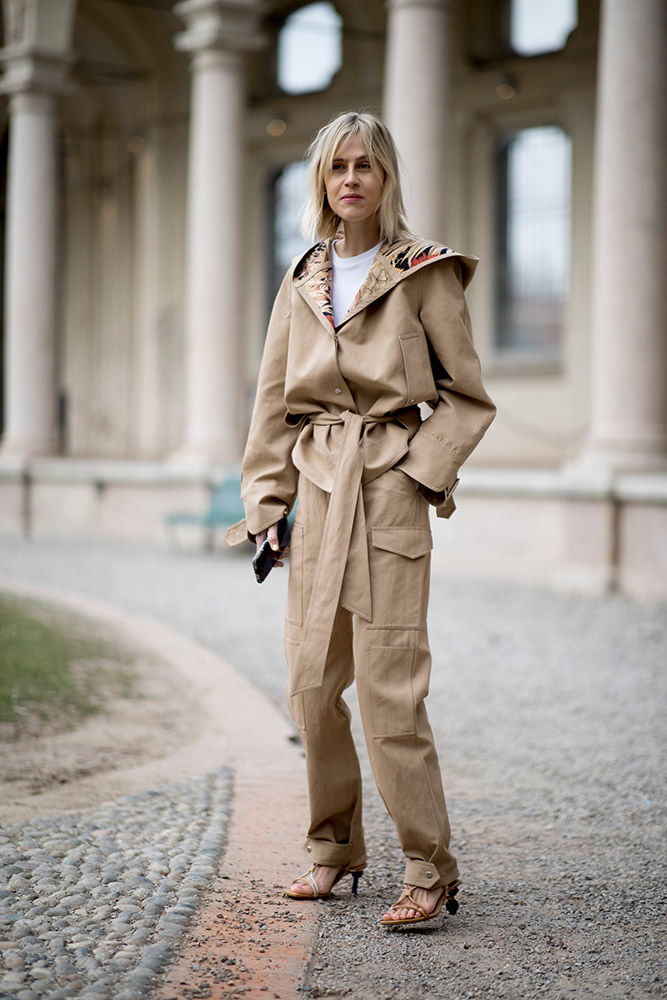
[165,445,241,479]
[0,436,59,463]
[566,443,667,484]
[0,453,29,475]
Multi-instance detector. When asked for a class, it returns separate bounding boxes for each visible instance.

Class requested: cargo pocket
[363,643,417,737]
[372,526,432,558]
[285,522,304,626]
[369,526,432,628]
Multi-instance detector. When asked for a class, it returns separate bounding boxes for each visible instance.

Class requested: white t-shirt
[331,239,383,327]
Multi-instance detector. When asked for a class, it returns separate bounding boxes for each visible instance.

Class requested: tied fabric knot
[289,410,394,696]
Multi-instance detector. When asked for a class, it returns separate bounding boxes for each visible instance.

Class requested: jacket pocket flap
[371,526,433,559]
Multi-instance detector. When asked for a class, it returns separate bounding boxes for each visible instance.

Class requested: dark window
[496,125,572,362]
[272,161,310,297]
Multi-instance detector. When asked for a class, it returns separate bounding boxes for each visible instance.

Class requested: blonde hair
[301,111,410,243]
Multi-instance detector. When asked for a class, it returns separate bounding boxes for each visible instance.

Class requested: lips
[341,195,362,201]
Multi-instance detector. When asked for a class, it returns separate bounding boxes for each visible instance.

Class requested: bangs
[301,111,410,244]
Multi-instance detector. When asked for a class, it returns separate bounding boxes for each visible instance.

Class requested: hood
[292,236,479,331]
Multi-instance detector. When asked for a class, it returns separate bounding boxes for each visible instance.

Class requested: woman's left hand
[255,522,289,567]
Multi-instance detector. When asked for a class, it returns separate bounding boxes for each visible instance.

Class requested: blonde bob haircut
[301,111,410,244]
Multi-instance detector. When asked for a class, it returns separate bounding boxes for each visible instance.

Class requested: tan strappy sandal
[285,859,367,899]
[379,879,461,926]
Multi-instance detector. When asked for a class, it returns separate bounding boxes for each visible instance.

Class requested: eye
[331,162,345,171]
[358,161,371,170]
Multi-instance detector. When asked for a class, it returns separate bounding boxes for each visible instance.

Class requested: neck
[334,220,382,258]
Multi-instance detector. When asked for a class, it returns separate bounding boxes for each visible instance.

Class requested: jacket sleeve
[240,268,301,539]
[396,258,496,517]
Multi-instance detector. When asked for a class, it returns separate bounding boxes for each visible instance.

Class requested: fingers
[256,522,289,567]
[267,522,280,551]
[274,546,289,568]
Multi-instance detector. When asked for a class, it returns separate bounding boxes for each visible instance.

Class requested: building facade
[0,0,666,597]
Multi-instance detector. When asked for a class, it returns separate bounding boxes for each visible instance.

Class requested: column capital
[0,0,76,94]
[0,48,73,95]
[174,0,267,56]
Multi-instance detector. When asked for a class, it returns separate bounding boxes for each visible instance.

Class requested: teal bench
[166,474,245,551]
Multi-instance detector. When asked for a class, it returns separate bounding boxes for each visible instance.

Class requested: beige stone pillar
[173,0,265,467]
[383,0,451,241]
[0,91,60,457]
[579,0,667,473]
[0,0,75,459]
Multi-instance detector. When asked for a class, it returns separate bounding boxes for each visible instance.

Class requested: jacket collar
[293,237,478,331]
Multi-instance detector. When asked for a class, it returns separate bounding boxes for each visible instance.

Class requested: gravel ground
[0,537,665,1000]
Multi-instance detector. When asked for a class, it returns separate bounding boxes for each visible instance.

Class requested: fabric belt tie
[290,410,391,695]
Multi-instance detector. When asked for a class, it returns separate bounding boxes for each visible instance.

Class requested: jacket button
[425,870,433,878]
[334,387,342,395]
[307,845,312,852]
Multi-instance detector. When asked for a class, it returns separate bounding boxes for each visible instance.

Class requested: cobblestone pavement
[0,537,665,1000]
[0,771,231,1000]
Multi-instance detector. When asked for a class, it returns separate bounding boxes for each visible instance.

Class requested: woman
[227,111,495,926]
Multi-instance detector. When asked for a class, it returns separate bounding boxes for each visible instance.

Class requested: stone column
[383,0,451,241]
[0,91,60,456]
[173,0,265,467]
[578,0,667,473]
[0,0,75,459]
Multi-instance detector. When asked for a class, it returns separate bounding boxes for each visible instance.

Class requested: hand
[255,521,288,567]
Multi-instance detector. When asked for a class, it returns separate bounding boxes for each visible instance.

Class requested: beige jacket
[229,236,495,544]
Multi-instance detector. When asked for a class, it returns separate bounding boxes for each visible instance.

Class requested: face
[324,134,384,228]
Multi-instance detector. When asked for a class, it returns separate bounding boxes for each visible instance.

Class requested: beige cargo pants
[283,465,459,890]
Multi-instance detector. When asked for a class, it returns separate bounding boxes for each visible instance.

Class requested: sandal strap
[290,859,368,898]
[390,885,431,920]
[291,866,320,898]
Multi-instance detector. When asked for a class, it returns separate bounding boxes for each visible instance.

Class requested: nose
[344,165,358,185]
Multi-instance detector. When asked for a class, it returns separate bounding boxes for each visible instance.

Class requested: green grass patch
[0,592,137,732]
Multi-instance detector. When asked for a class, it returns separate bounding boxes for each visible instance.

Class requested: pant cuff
[304,839,365,867]
[404,858,459,889]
